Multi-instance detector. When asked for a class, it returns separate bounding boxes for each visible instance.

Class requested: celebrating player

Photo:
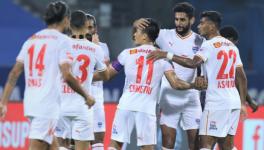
[134,2,204,150]
[85,13,111,150]
[54,10,108,150]
[147,11,248,150]
[0,2,95,150]
[93,18,205,150]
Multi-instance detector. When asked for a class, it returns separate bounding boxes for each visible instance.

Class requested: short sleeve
[117,50,127,65]
[95,46,107,72]
[59,37,73,65]
[235,48,243,67]
[155,29,166,47]
[99,42,110,61]
[195,41,212,62]
[16,43,27,63]
[162,60,174,73]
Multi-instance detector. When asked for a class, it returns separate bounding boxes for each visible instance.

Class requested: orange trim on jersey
[164,70,174,73]
[195,54,206,62]
[176,31,193,39]
[206,110,210,135]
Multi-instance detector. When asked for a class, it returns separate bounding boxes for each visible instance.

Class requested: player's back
[117,44,173,115]
[59,39,105,116]
[17,29,71,119]
[197,36,242,110]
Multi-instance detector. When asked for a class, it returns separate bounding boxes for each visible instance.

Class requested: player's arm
[0,62,24,118]
[164,70,196,90]
[235,69,258,112]
[60,63,95,107]
[133,18,150,29]
[165,71,207,90]
[235,66,247,105]
[93,60,122,81]
[147,51,204,68]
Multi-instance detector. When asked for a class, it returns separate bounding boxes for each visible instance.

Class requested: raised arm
[0,62,24,118]
[147,50,204,68]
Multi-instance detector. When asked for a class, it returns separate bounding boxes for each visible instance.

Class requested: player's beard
[176,23,191,36]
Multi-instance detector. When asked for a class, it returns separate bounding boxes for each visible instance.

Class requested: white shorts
[55,114,94,141]
[160,107,202,130]
[111,109,157,146]
[93,107,106,133]
[28,117,58,144]
[159,89,202,130]
[199,109,240,137]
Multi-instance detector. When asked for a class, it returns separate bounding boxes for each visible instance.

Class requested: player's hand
[133,18,150,29]
[0,102,7,119]
[248,99,259,113]
[85,95,95,109]
[147,50,167,61]
[92,33,100,45]
[194,76,208,90]
[240,104,248,121]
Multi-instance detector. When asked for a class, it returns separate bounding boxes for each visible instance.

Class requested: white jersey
[16,29,72,119]
[58,39,107,116]
[156,29,203,105]
[196,36,243,110]
[117,45,174,115]
[91,42,110,109]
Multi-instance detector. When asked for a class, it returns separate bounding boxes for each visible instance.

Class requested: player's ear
[190,17,195,25]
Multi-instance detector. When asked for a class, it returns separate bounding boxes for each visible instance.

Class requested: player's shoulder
[159,28,175,35]
[99,42,108,48]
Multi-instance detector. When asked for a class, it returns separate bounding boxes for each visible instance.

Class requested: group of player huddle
[0,1,259,150]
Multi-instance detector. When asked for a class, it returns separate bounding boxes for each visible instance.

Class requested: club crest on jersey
[112,125,118,134]
[97,122,103,128]
[192,46,199,54]
[213,42,222,48]
[209,121,217,130]
[130,49,137,54]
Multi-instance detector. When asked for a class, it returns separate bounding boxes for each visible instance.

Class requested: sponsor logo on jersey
[213,42,222,48]
[129,49,137,54]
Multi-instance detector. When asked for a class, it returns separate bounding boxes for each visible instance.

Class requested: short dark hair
[70,10,87,29]
[200,11,222,29]
[141,18,160,42]
[86,14,97,27]
[44,1,70,25]
[220,26,239,41]
[173,2,195,18]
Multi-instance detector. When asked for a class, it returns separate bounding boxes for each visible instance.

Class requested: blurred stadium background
[0,0,263,149]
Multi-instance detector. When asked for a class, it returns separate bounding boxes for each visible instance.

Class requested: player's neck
[206,32,220,40]
[176,29,192,38]
[141,41,154,46]
[47,24,64,33]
